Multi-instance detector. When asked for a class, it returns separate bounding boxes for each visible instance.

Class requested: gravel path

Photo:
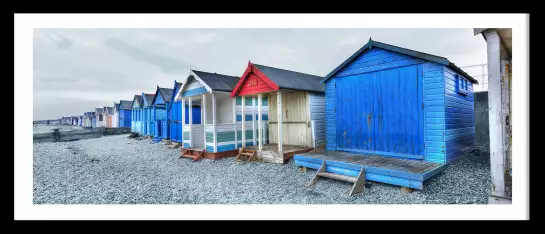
[33,135,491,204]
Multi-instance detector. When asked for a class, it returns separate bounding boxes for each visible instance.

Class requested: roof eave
[448,63,479,84]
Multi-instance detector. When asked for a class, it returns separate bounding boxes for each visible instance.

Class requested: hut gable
[141,93,155,108]
[152,86,174,105]
[322,38,477,84]
[132,95,142,109]
[230,62,323,98]
[174,70,240,100]
[119,100,132,110]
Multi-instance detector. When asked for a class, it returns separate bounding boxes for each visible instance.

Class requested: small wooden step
[317,172,357,183]
[306,161,366,197]
[235,148,257,162]
[179,148,205,162]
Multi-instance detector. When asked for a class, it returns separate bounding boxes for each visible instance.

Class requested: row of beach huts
[50,39,478,194]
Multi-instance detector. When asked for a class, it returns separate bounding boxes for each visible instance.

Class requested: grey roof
[95,108,103,114]
[119,100,132,110]
[322,38,478,84]
[143,93,154,107]
[154,87,174,104]
[104,107,114,114]
[193,70,240,92]
[132,95,142,108]
[253,64,324,92]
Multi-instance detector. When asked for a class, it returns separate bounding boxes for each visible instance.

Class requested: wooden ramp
[295,151,446,190]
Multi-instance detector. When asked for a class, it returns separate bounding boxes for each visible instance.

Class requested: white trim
[232,97,238,150]
[241,96,246,148]
[212,92,218,153]
[174,69,213,101]
[181,99,185,143]
[188,96,193,148]
[258,93,263,151]
[252,97,256,146]
[277,91,283,154]
[202,93,207,148]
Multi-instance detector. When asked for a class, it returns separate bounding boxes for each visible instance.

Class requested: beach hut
[151,86,175,140]
[79,116,83,126]
[131,95,143,134]
[294,38,478,192]
[112,102,120,128]
[95,108,104,128]
[141,93,155,136]
[172,69,238,161]
[230,62,325,164]
[169,81,184,143]
[91,112,96,129]
[118,100,132,128]
[84,112,92,128]
[103,106,114,128]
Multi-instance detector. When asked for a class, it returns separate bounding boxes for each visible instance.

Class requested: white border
[16,14,529,220]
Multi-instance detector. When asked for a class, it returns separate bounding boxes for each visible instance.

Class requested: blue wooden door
[336,65,423,157]
[161,121,168,139]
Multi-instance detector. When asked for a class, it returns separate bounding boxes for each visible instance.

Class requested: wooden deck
[247,144,313,164]
[294,151,446,190]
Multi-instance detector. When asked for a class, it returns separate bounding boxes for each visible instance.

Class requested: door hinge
[422,103,425,109]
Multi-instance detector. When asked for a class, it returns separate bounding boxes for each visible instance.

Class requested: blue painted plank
[182,87,208,97]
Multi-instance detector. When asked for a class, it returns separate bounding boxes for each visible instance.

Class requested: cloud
[187,30,218,44]
[104,38,191,73]
[33,28,486,120]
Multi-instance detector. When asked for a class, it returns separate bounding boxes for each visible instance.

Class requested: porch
[235,90,318,164]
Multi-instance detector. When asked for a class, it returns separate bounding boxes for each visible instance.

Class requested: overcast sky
[33,28,487,120]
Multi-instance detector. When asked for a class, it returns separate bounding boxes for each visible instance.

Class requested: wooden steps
[180,148,205,162]
[306,161,367,197]
[235,148,257,162]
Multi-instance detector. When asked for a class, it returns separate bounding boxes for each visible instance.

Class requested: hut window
[456,74,469,95]
[99,115,103,121]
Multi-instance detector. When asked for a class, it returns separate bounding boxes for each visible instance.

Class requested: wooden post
[181,99,185,146]
[233,97,238,150]
[252,97,256,146]
[202,93,207,149]
[484,30,507,201]
[242,96,246,148]
[212,92,217,153]
[277,91,283,156]
[188,96,193,148]
[258,93,263,151]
